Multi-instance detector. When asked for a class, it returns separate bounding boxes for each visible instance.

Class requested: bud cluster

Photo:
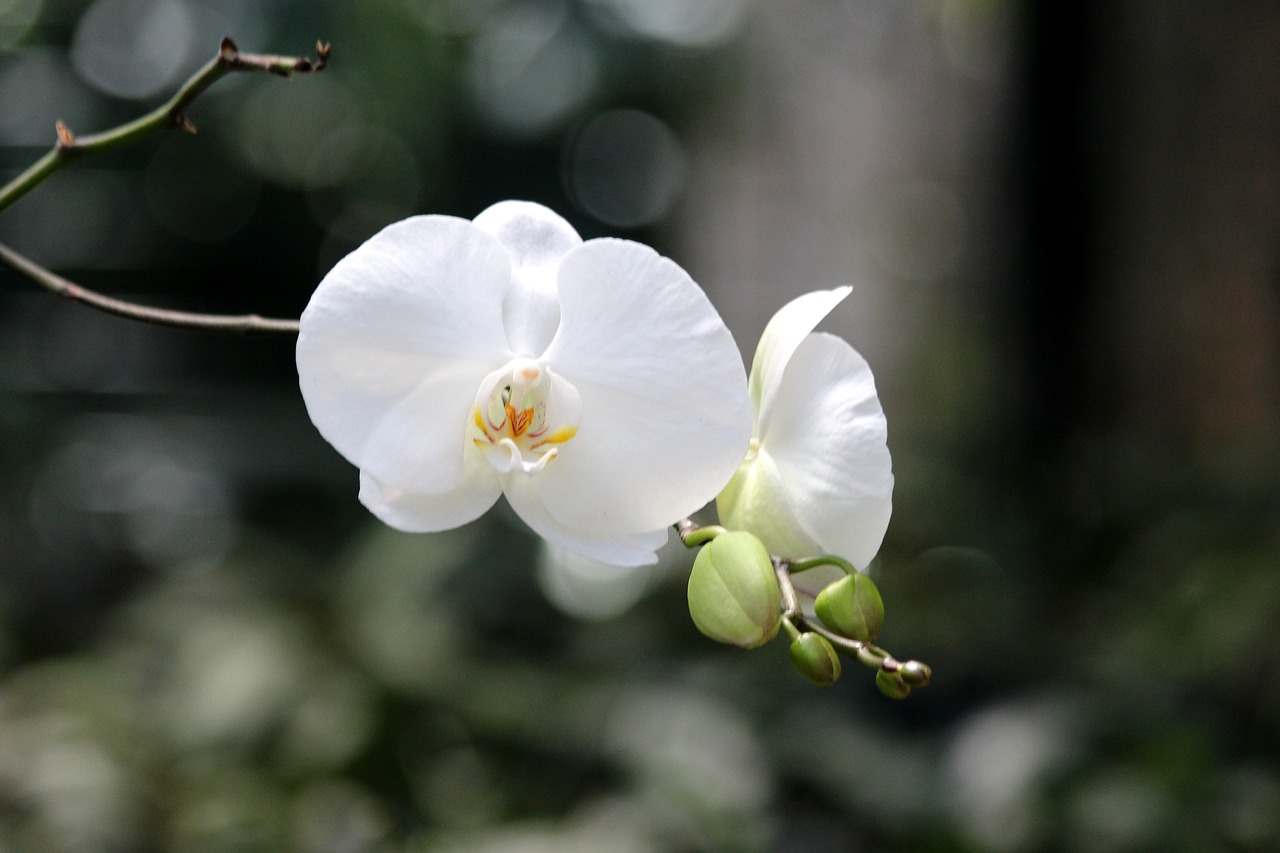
[682,524,930,695]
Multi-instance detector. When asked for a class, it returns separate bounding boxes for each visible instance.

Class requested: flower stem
[674,518,725,547]
[774,555,931,687]
[788,553,858,576]
[773,556,800,617]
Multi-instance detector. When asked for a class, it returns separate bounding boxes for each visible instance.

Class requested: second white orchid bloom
[297,201,752,566]
[716,288,893,570]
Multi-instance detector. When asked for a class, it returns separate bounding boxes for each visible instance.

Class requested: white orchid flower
[716,287,893,570]
[297,201,751,566]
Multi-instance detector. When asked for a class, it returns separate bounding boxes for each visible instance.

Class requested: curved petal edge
[751,286,851,439]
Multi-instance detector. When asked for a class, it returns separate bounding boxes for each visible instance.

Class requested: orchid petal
[536,238,752,536]
[750,286,851,438]
[502,474,670,566]
[474,201,582,356]
[762,332,893,569]
[716,447,822,560]
[297,216,513,494]
[358,447,502,532]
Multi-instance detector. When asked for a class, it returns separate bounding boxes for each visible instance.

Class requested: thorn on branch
[55,120,75,150]
[168,107,198,133]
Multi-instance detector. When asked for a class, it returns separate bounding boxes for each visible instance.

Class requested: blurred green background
[2,1,1279,850]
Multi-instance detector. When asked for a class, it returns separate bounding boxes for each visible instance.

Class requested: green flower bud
[897,660,931,687]
[788,632,841,686]
[813,572,884,642]
[875,669,912,700]
[686,531,781,649]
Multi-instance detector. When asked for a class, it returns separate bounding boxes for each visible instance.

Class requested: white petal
[474,201,582,356]
[762,332,893,569]
[358,447,502,531]
[750,287,851,438]
[716,448,823,559]
[297,216,513,494]
[502,474,670,566]
[536,238,752,536]
[482,438,557,475]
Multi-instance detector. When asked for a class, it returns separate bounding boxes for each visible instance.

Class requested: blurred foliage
[3,1,1280,851]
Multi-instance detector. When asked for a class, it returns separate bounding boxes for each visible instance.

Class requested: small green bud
[897,660,931,687]
[813,572,884,642]
[788,632,841,686]
[875,669,912,700]
[686,531,781,649]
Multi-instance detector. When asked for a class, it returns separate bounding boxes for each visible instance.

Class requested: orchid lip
[470,358,581,476]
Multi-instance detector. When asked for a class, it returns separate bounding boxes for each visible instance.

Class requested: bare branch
[0,38,329,215]
[0,38,325,333]
[0,241,300,335]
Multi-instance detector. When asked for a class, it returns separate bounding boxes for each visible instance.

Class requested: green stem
[801,620,893,670]
[1,149,63,218]
[774,556,931,687]
[788,554,858,576]
[0,38,329,215]
[674,519,726,548]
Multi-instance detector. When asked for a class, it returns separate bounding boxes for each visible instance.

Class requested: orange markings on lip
[475,404,542,444]
[507,404,535,437]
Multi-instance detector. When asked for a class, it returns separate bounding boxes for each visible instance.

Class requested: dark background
[2,1,1278,850]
